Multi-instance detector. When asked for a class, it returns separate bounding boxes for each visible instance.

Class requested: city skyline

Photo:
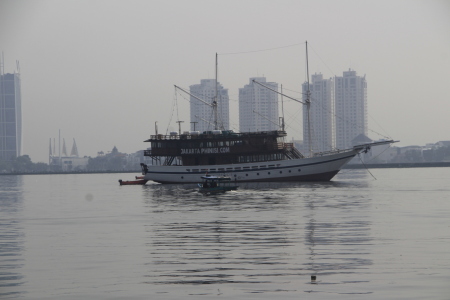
[1,1,449,162]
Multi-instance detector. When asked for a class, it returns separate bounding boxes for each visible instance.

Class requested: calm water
[1,168,449,299]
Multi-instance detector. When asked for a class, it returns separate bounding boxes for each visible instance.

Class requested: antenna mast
[306,41,312,157]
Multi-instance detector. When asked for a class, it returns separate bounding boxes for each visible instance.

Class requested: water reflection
[142,177,368,198]
[0,176,26,298]
[303,187,373,294]
[145,219,293,285]
[141,178,374,295]
[142,183,298,294]
[142,183,295,212]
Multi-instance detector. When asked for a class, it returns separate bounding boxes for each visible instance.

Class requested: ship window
[280,171,282,174]
[243,167,250,169]
[257,173,259,175]
[181,176,184,179]
[186,169,190,172]
[234,167,241,170]
[268,172,271,175]
[246,174,248,176]
[252,166,258,169]
[210,169,216,171]
[298,169,301,172]
[218,168,224,171]
[192,169,199,172]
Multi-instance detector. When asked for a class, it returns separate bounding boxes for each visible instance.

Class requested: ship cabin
[143,130,304,166]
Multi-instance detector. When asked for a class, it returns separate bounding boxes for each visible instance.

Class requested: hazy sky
[1,0,449,162]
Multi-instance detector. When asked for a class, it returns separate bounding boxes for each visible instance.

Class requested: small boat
[135,176,144,180]
[198,175,238,194]
[118,179,148,186]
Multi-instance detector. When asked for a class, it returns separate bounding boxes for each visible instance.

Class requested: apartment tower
[302,73,334,154]
[334,69,367,150]
[0,61,22,160]
[189,79,229,132]
[239,77,279,133]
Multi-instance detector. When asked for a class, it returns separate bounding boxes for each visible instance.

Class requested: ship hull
[143,148,359,184]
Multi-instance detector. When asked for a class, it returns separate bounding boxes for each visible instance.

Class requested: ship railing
[150,134,181,140]
[276,142,285,150]
[148,130,287,141]
[312,148,355,157]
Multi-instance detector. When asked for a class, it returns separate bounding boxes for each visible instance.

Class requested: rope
[219,42,305,56]
[358,153,377,180]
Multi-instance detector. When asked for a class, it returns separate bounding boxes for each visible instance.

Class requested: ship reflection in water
[304,194,373,293]
[1,169,449,298]
[141,177,374,296]
[0,176,26,299]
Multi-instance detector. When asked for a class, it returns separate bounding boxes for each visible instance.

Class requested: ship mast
[213,53,219,130]
[306,41,312,157]
[280,84,285,131]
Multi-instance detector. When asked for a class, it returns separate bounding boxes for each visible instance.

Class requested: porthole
[246,174,248,176]
[289,170,291,173]
[298,169,301,172]
[257,173,259,176]
[181,176,184,179]
[268,172,271,175]
[280,171,282,174]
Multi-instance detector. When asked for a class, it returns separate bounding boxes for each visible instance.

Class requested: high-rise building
[0,64,22,161]
[334,69,367,150]
[189,79,229,132]
[239,77,279,133]
[302,73,334,154]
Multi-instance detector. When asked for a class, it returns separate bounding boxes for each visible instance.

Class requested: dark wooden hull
[118,179,148,185]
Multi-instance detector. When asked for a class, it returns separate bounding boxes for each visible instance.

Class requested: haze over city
[1,0,449,163]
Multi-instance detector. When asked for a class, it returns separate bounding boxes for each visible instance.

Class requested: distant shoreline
[0,170,141,176]
[1,162,450,175]
[343,162,450,169]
